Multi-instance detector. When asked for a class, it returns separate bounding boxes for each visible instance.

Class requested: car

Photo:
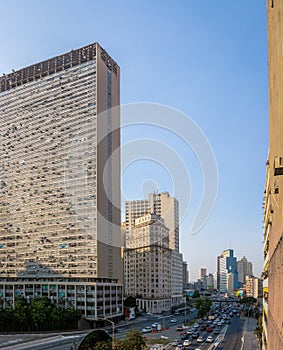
[183,339,192,347]
[200,325,206,331]
[152,322,159,328]
[170,318,177,323]
[175,345,184,350]
[180,333,188,340]
[160,335,168,339]
[141,326,152,333]
[177,325,184,331]
[172,340,180,346]
[206,335,214,343]
[197,336,204,343]
[214,328,220,334]
[207,326,213,332]
[192,332,200,338]
[192,322,200,328]
[226,319,231,324]
[186,329,193,335]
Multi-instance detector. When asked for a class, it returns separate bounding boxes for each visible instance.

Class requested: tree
[124,296,137,308]
[13,298,30,331]
[192,290,200,298]
[195,297,212,317]
[240,296,257,305]
[89,328,146,350]
[254,317,263,346]
[121,328,146,350]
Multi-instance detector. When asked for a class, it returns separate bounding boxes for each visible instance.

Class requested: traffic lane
[1,335,85,350]
[217,317,245,350]
[146,321,220,349]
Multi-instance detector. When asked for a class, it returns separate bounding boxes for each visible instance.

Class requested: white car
[142,326,152,333]
[170,318,177,323]
[197,336,204,343]
[206,335,214,343]
[183,339,192,347]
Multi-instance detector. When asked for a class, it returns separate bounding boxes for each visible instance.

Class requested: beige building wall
[124,214,172,313]
[148,192,179,251]
[264,1,283,348]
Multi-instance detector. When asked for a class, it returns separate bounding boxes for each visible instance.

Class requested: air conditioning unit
[274,156,283,175]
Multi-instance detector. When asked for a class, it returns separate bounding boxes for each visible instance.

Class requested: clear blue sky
[0,1,268,281]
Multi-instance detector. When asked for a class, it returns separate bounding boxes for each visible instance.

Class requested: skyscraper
[0,43,123,321]
[263,1,283,348]
[217,249,237,294]
[237,256,253,285]
[199,268,207,280]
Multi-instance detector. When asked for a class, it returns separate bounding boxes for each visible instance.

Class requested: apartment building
[263,1,283,348]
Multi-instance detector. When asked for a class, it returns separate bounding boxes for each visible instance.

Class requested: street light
[99,317,115,349]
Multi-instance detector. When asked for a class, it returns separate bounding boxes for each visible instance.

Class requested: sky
[0,1,268,281]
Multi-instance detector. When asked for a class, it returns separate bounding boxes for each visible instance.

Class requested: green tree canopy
[124,296,137,308]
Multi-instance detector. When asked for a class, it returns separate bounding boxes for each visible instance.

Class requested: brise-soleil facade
[0,42,123,321]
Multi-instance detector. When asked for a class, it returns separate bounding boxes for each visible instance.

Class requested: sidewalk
[241,317,260,350]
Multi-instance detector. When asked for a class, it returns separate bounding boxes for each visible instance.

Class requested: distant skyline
[0,0,268,280]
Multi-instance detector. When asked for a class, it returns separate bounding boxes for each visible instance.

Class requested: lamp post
[100,317,115,349]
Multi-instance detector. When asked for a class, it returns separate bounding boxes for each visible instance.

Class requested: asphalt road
[0,312,247,350]
[217,316,245,350]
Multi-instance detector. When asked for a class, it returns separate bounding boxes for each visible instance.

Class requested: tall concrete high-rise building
[182,261,189,289]
[217,249,237,294]
[237,256,253,285]
[125,192,184,306]
[0,43,123,321]
[199,268,207,280]
[263,1,283,348]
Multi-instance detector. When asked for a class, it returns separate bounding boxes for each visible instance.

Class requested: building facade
[237,257,253,285]
[182,261,189,290]
[245,276,263,299]
[124,214,172,313]
[199,268,207,280]
[217,249,237,294]
[125,192,184,306]
[263,1,283,348]
[0,43,123,320]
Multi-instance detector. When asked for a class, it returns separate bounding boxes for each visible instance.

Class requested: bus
[175,306,190,315]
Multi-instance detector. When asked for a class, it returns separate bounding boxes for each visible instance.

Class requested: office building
[206,273,214,290]
[199,268,207,280]
[217,249,237,294]
[182,261,189,290]
[148,192,180,251]
[237,256,253,285]
[263,1,283,348]
[0,43,123,320]
[124,214,171,313]
[125,192,184,306]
